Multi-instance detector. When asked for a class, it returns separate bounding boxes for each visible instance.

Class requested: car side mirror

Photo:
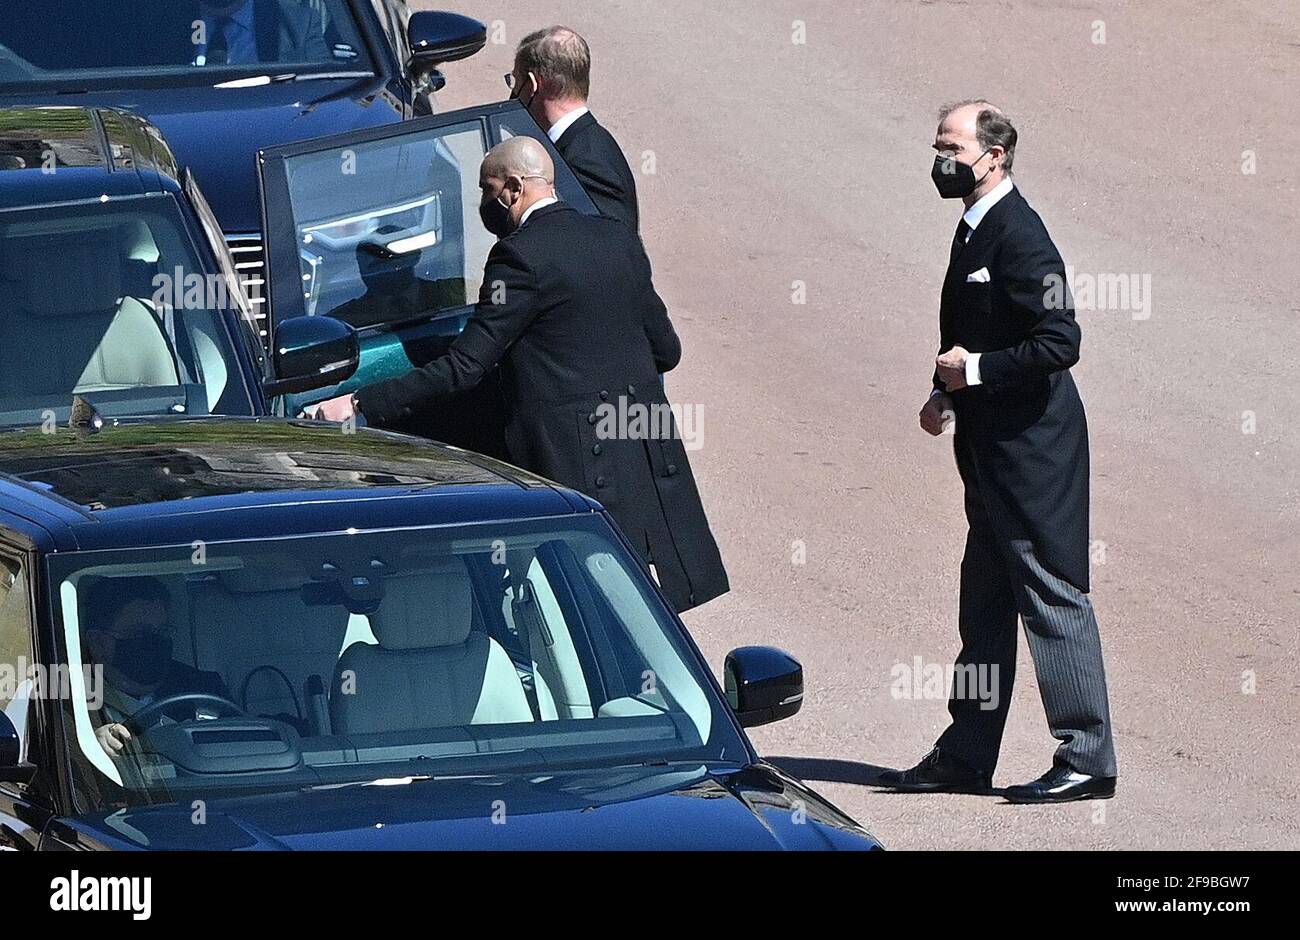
[724,647,804,728]
[264,316,359,398]
[0,710,36,785]
[406,11,487,73]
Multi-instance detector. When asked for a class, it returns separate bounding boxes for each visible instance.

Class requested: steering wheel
[127,692,245,733]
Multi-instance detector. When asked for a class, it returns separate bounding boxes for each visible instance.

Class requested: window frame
[0,540,43,803]
[256,99,600,342]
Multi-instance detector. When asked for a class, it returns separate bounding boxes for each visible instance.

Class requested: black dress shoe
[874,748,992,794]
[1004,766,1117,804]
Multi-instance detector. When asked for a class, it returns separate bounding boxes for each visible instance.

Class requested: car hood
[1,76,403,234]
[59,763,880,851]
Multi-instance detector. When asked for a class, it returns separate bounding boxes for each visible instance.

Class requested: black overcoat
[357,203,729,612]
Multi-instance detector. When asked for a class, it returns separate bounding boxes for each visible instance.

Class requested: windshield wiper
[286,70,374,83]
[214,70,373,88]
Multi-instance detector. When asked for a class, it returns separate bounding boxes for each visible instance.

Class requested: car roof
[0,418,594,553]
[0,105,182,210]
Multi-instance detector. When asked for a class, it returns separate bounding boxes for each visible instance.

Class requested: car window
[0,553,34,766]
[50,517,744,812]
[260,103,600,334]
[0,193,259,427]
[271,119,492,330]
[0,0,374,91]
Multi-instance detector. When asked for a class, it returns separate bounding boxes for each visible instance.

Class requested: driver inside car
[82,577,230,757]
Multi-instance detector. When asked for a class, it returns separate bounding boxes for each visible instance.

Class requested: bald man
[312,138,728,613]
[880,101,1117,803]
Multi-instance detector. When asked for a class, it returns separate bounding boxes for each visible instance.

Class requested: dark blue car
[0,419,881,850]
[0,104,361,429]
[0,0,490,342]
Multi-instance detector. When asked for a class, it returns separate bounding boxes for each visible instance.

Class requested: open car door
[257,99,600,455]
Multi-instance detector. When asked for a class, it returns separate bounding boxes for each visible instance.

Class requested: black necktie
[206,16,231,65]
[950,219,971,265]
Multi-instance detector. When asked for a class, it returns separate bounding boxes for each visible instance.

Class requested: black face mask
[112,633,173,687]
[932,151,990,199]
[479,194,514,239]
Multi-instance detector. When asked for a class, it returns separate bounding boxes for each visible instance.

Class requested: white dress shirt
[547,106,590,144]
[957,177,1015,388]
[519,195,559,227]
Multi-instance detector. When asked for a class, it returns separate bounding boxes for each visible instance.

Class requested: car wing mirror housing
[725,647,804,728]
[0,710,36,785]
[406,11,487,73]
[264,315,360,399]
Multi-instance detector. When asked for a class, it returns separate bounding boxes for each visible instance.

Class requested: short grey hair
[516,26,591,100]
[938,99,1018,173]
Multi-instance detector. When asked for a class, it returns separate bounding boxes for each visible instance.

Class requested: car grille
[226,236,270,348]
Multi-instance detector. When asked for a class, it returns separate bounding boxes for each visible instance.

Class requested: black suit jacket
[938,185,1092,592]
[357,203,729,612]
[554,112,640,233]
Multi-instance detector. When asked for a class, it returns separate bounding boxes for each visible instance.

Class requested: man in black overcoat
[312,137,728,614]
[509,26,640,233]
[879,101,1118,803]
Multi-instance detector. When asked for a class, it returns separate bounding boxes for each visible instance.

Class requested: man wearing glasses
[506,26,640,233]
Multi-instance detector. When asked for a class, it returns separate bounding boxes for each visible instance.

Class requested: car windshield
[0,0,374,91]
[50,517,747,813]
[0,194,257,428]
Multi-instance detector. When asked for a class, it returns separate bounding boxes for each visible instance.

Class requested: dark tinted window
[0,1,373,89]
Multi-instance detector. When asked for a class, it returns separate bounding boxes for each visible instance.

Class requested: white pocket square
[966,267,991,283]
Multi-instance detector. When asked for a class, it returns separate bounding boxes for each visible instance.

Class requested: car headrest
[370,564,474,651]
[120,219,161,264]
[2,234,123,316]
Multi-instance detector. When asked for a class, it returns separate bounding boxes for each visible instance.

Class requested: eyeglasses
[504,73,528,101]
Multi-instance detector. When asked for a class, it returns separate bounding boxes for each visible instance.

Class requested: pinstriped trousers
[935,477,1118,778]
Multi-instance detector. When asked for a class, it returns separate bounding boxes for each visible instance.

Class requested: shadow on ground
[764,756,892,786]
[764,756,1017,799]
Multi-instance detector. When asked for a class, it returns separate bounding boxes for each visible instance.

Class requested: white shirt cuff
[965,352,983,387]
